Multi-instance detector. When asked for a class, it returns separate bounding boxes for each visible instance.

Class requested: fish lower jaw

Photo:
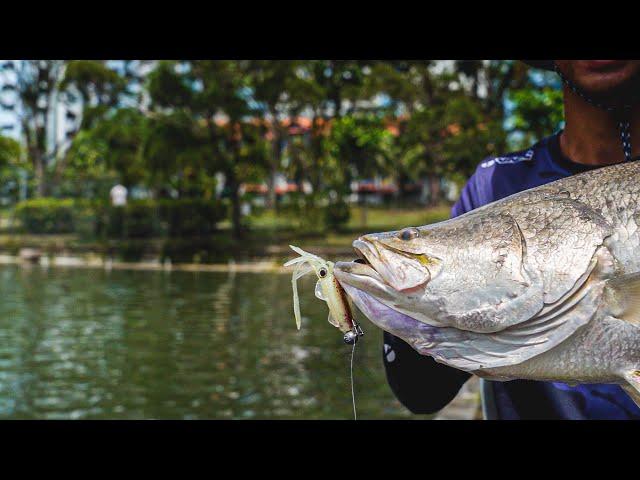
[334,264,409,310]
[334,261,392,291]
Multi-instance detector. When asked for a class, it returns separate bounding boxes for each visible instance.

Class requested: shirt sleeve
[382,331,471,414]
[381,172,485,414]
[451,169,482,216]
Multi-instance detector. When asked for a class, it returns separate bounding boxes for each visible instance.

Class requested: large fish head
[334,212,543,330]
[347,227,440,293]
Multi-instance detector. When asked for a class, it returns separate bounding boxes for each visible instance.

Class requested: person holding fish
[286,60,640,420]
[375,60,640,420]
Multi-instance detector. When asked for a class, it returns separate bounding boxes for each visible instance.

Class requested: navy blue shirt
[383,132,640,420]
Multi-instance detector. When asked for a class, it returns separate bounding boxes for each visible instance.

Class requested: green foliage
[158,198,227,236]
[117,201,158,238]
[509,86,564,146]
[438,95,508,177]
[145,60,273,238]
[61,60,127,129]
[64,107,148,191]
[93,108,148,185]
[62,61,125,99]
[147,61,193,109]
[324,198,351,232]
[324,114,393,191]
[15,198,77,234]
[5,59,565,245]
[0,136,27,202]
[13,198,101,237]
[142,111,203,188]
[15,197,226,238]
[0,136,21,167]
[104,199,227,239]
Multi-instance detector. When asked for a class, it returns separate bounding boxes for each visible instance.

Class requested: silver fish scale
[509,197,610,304]
[485,315,640,385]
[473,161,640,287]
[335,161,640,404]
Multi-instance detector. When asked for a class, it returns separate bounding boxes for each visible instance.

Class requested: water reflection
[0,266,412,419]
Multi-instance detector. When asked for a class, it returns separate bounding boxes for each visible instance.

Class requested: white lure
[284,245,360,338]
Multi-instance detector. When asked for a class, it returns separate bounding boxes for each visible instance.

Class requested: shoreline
[0,253,291,274]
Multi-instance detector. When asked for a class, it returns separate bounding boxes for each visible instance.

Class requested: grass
[321,205,451,248]
[240,204,452,261]
[346,205,451,232]
[222,204,451,232]
[0,204,453,262]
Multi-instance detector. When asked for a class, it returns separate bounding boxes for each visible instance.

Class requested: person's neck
[560,86,640,166]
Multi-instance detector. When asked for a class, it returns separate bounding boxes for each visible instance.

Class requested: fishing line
[350,339,357,420]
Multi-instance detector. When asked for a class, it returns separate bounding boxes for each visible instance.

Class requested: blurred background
[0,60,562,419]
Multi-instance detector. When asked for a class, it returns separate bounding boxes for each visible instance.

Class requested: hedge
[15,198,79,234]
[14,197,227,238]
[158,198,226,236]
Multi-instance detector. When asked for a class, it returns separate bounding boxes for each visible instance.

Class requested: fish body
[333,161,640,406]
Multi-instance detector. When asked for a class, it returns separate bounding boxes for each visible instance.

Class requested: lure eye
[400,228,419,241]
[319,267,327,278]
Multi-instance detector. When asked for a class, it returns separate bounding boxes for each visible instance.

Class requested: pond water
[0,265,415,419]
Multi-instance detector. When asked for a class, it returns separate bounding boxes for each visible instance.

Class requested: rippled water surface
[0,265,414,419]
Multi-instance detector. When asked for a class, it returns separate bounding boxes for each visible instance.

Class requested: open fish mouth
[335,238,431,294]
[334,245,425,329]
[333,257,389,298]
[335,257,390,301]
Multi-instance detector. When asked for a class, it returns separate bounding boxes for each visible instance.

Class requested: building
[0,60,155,154]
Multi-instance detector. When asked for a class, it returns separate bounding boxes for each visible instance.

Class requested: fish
[333,161,640,407]
[284,245,363,343]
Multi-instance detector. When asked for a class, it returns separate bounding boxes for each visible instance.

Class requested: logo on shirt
[384,343,396,363]
[480,149,534,169]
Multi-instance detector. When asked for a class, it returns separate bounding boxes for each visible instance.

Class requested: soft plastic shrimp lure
[284,245,364,344]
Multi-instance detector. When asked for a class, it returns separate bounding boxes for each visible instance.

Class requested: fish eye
[319,267,327,278]
[400,228,419,241]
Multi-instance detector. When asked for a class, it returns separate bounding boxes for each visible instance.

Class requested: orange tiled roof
[241,182,299,195]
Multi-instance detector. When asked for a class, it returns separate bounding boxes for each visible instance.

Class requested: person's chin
[573,60,640,94]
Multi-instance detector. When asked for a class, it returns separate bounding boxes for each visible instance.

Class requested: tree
[0,135,26,202]
[249,60,307,209]
[0,60,135,197]
[324,114,392,226]
[306,60,374,118]
[2,61,65,196]
[360,60,523,203]
[2,60,557,232]
[143,109,219,198]
[55,60,136,190]
[0,135,20,167]
[64,107,148,197]
[60,60,127,129]
[509,86,564,147]
[265,61,378,209]
[147,60,268,239]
